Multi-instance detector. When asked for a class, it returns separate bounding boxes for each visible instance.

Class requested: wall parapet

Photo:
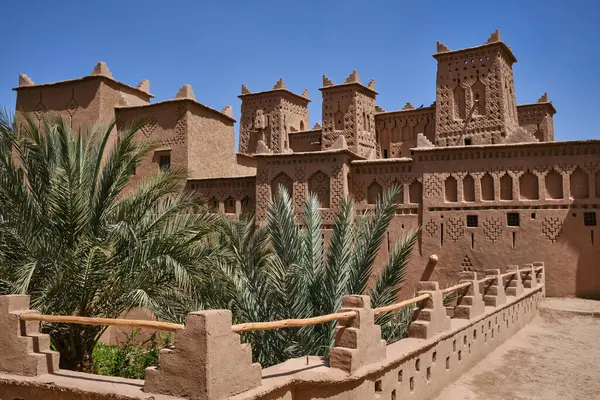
[0,263,545,400]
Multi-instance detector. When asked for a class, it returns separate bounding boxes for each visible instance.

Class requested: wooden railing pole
[19,314,184,332]
[372,293,430,315]
[440,281,472,295]
[231,310,358,333]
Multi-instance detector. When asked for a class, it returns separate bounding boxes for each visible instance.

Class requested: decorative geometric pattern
[483,217,502,242]
[308,171,330,208]
[33,94,46,121]
[271,172,293,201]
[66,89,79,118]
[424,175,443,197]
[331,165,344,207]
[446,217,464,242]
[425,220,438,237]
[461,254,474,270]
[139,116,159,138]
[542,216,562,243]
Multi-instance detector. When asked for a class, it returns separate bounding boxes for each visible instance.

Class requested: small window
[584,212,597,226]
[464,137,472,146]
[466,215,478,227]
[159,154,171,171]
[383,149,389,159]
[507,212,520,227]
[374,379,382,393]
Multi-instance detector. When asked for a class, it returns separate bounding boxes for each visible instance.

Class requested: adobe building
[13,30,600,299]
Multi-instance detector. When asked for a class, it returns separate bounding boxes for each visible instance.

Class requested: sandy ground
[434,298,600,400]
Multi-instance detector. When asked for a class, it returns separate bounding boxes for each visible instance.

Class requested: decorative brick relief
[446,217,464,241]
[34,93,46,121]
[461,254,473,270]
[482,217,502,242]
[424,175,443,198]
[425,220,438,237]
[542,216,562,243]
[331,165,344,207]
[66,88,79,118]
[139,115,158,138]
[308,170,330,208]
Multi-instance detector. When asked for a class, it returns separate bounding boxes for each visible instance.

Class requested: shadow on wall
[568,207,600,299]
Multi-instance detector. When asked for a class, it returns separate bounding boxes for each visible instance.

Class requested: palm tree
[0,112,221,370]
[213,185,420,367]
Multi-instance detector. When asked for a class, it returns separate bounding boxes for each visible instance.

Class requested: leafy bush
[91,329,172,379]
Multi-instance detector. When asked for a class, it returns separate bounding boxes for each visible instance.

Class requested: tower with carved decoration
[433,30,522,146]
[320,71,378,158]
[238,79,310,154]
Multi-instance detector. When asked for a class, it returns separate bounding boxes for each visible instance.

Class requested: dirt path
[434,298,600,400]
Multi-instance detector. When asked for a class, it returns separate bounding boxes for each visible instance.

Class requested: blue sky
[1,0,598,144]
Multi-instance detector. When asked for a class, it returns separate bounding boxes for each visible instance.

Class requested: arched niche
[367,181,382,205]
[308,171,331,208]
[481,172,494,201]
[545,169,563,199]
[519,172,539,200]
[445,176,458,202]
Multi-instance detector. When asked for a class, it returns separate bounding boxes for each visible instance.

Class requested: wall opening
[374,380,382,393]
[159,153,171,171]
[467,215,479,227]
[299,120,305,131]
[584,212,597,226]
[224,197,235,214]
[453,82,466,120]
[500,174,513,200]
[308,171,331,208]
[367,181,383,205]
[570,167,589,199]
[519,172,539,200]
[445,176,458,202]
[545,170,563,199]
[507,212,520,227]
[472,78,486,116]
[271,172,294,201]
[596,171,600,198]
[409,181,422,204]
[240,196,254,216]
[481,173,494,200]
[334,110,344,131]
[209,197,219,213]
[463,175,475,202]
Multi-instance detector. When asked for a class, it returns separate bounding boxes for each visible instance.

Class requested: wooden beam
[19,313,184,332]
[231,311,358,333]
[373,293,431,315]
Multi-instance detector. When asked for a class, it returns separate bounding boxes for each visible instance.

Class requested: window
[584,212,597,226]
[374,379,382,393]
[466,215,478,227]
[507,212,520,227]
[464,137,472,146]
[159,154,171,171]
[383,149,389,159]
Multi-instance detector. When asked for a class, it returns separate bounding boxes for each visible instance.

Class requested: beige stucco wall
[15,79,103,132]
[115,100,188,190]
[186,105,241,179]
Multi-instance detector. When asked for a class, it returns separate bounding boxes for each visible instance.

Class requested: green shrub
[91,329,172,379]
